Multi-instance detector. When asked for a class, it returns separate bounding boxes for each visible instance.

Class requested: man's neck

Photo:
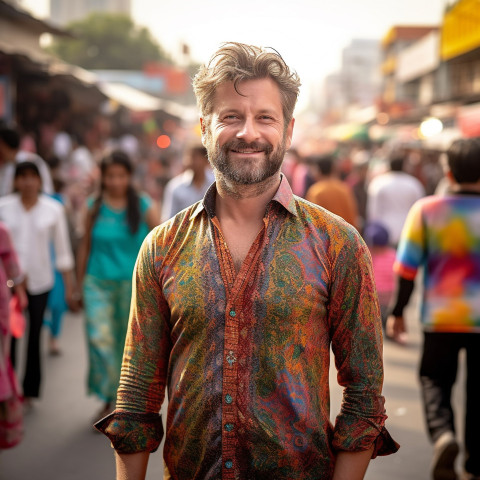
[451,182,480,194]
[21,194,38,210]
[215,172,281,224]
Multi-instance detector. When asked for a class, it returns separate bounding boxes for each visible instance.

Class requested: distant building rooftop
[382,25,439,48]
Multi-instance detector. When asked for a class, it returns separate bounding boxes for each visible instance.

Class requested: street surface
[1,292,466,479]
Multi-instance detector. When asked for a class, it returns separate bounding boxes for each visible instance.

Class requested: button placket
[211,216,270,479]
[222,300,239,479]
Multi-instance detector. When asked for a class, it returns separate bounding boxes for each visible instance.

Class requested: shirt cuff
[332,416,400,458]
[94,410,164,454]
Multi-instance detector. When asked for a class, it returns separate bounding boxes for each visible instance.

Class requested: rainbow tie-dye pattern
[394,193,480,333]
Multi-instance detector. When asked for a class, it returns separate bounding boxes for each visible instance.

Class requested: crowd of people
[0,122,214,445]
[0,40,478,479]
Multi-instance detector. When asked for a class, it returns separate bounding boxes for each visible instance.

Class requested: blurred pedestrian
[306,154,359,228]
[347,149,370,234]
[0,126,54,196]
[281,148,313,197]
[363,222,396,332]
[0,162,76,407]
[161,145,214,222]
[96,42,398,480]
[0,222,27,448]
[387,138,480,480]
[44,173,72,356]
[76,150,158,423]
[367,153,425,246]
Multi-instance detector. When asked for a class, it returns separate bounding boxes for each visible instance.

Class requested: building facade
[50,0,131,25]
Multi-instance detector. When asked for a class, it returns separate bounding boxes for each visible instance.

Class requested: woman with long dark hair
[76,150,158,421]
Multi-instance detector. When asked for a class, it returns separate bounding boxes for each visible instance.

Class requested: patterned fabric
[0,222,23,449]
[83,275,133,402]
[0,222,22,402]
[96,177,398,479]
[394,193,480,333]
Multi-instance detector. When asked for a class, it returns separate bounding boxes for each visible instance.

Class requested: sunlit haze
[21,0,448,109]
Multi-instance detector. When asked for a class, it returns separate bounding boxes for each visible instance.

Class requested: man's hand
[385,315,408,345]
[115,451,150,480]
[332,448,374,480]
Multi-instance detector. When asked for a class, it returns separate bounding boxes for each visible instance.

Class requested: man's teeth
[232,149,262,153]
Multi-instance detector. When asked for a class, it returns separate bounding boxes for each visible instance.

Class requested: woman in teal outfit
[76,150,158,421]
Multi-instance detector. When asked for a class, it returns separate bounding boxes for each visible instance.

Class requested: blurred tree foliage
[48,12,172,69]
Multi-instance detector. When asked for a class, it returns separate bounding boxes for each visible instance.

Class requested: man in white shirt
[0,126,54,196]
[367,154,425,246]
[161,145,214,222]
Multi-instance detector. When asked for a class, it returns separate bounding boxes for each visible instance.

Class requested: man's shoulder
[0,193,18,208]
[293,194,359,236]
[419,193,480,213]
[398,172,424,189]
[39,194,64,213]
[166,171,194,191]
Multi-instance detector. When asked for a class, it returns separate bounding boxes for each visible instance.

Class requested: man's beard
[206,136,287,185]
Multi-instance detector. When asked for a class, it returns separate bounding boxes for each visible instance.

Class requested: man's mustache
[222,140,273,154]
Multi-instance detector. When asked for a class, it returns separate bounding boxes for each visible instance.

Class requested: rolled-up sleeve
[329,231,399,458]
[95,228,172,453]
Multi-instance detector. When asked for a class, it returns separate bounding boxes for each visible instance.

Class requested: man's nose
[236,117,260,143]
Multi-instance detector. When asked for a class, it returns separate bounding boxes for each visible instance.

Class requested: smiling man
[96,42,398,480]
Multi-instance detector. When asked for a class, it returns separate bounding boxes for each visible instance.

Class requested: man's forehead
[212,78,282,110]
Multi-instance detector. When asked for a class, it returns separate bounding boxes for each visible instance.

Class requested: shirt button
[225,423,234,432]
[225,460,233,469]
[229,310,236,317]
[225,394,233,404]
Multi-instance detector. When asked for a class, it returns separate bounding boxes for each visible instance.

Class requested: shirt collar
[189,174,297,221]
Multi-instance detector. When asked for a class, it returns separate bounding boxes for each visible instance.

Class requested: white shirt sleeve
[52,203,74,272]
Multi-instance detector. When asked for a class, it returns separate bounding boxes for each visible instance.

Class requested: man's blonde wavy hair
[193,42,301,128]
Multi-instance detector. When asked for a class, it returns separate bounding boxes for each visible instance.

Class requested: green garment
[86,194,151,281]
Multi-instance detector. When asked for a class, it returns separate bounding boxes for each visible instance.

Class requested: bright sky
[21,0,449,107]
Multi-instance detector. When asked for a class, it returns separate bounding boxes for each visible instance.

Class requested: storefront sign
[397,31,440,83]
[441,0,480,60]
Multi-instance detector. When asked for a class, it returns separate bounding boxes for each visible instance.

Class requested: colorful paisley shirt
[394,192,480,333]
[96,176,398,479]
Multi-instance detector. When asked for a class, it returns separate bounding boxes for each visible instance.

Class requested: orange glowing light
[156,135,171,149]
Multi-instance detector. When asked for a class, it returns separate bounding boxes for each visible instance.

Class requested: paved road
[0,295,467,480]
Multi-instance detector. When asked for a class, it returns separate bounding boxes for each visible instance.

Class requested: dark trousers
[11,290,50,398]
[420,332,480,475]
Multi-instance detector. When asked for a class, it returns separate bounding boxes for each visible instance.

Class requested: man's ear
[200,118,207,146]
[446,170,456,185]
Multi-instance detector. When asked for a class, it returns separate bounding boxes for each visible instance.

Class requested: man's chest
[160,233,331,341]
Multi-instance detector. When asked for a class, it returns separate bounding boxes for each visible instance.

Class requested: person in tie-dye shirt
[96,42,398,480]
[388,138,480,480]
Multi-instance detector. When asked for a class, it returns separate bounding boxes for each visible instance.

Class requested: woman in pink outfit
[363,222,397,332]
[0,221,27,448]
